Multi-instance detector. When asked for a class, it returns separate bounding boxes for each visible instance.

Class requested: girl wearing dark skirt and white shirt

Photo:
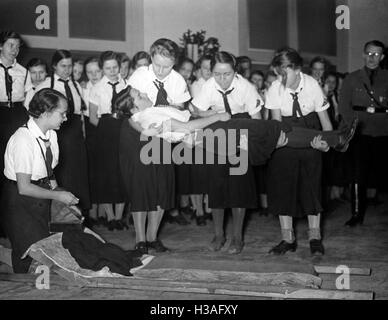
[265,48,332,256]
[191,51,263,254]
[1,88,78,273]
[126,39,191,253]
[89,51,128,231]
[82,57,103,225]
[24,50,90,212]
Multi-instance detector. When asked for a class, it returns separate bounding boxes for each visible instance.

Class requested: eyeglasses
[365,52,382,58]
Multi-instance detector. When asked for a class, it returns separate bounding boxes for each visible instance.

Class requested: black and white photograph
[0,0,387,306]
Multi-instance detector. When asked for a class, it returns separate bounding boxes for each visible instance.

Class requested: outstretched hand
[311,135,330,152]
[218,112,231,122]
[142,123,163,136]
[276,131,288,148]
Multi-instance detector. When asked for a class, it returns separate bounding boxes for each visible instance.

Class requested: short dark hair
[177,57,194,69]
[210,51,237,72]
[150,38,180,62]
[364,40,385,52]
[0,30,23,46]
[73,59,84,66]
[131,51,151,68]
[99,51,121,69]
[271,47,303,72]
[194,54,212,71]
[309,56,329,70]
[26,58,48,71]
[324,71,338,79]
[249,70,264,79]
[28,88,67,118]
[237,56,252,66]
[265,70,277,81]
[113,86,135,117]
[84,56,100,68]
[51,50,72,67]
[119,53,131,64]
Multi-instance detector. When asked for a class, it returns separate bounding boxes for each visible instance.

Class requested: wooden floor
[1,194,388,300]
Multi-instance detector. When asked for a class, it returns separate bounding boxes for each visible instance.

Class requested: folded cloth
[23,229,152,278]
[62,229,143,276]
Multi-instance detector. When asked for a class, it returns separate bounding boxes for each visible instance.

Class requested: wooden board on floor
[314,265,371,276]
[133,268,322,288]
[0,272,374,300]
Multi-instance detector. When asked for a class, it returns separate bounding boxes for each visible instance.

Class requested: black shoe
[310,239,324,256]
[107,220,117,231]
[134,241,148,255]
[127,214,134,225]
[334,118,358,152]
[147,239,169,252]
[167,212,190,225]
[259,207,269,216]
[98,217,107,226]
[120,220,129,230]
[180,206,195,217]
[367,197,383,206]
[269,240,297,255]
[204,212,213,221]
[344,214,364,227]
[196,215,206,226]
[114,220,124,231]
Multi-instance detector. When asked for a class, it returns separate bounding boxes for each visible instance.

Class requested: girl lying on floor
[114,86,357,165]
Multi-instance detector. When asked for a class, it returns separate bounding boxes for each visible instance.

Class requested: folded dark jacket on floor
[62,229,142,276]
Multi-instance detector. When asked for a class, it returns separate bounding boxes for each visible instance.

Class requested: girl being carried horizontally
[115,86,356,161]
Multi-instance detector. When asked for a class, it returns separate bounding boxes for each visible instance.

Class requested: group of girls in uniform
[1,29,356,271]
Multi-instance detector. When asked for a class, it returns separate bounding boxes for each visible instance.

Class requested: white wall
[143,0,239,54]
[347,0,388,72]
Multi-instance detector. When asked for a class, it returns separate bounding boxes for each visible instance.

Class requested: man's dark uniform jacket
[339,67,388,136]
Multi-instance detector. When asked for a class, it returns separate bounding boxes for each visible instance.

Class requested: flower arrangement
[179,29,220,61]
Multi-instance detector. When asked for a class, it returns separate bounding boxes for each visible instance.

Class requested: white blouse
[25,74,84,115]
[89,76,127,117]
[0,58,31,103]
[191,75,263,116]
[265,72,329,116]
[4,117,59,181]
[128,65,191,106]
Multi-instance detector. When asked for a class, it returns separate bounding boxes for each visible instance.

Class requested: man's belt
[100,113,119,119]
[353,105,388,114]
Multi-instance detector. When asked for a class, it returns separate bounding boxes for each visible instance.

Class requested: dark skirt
[0,103,28,182]
[207,158,258,209]
[0,103,29,238]
[175,145,212,195]
[84,118,99,203]
[55,115,91,210]
[204,114,259,209]
[267,113,323,218]
[1,180,50,273]
[95,116,127,204]
[119,120,175,212]
[253,164,268,194]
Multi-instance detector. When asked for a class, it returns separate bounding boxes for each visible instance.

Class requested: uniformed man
[338,40,388,227]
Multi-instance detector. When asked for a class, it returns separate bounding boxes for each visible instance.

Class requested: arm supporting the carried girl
[169,113,228,133]
[317,110,333,131]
